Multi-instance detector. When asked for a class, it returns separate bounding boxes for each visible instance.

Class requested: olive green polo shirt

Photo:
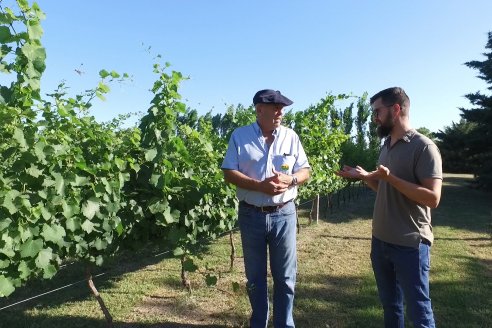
[372,130,442,248]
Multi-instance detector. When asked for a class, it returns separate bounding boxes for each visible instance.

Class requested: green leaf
[0,259,9,269]
[98,81,110,93]
[205,274,218,286]
[99,69,110,78]
[182,258,198,272]
[52,172,65,196]
[72,175,90,187]
[3,190,20,214]
[173,247,184,256]
[37,190,48,199]
[66,217,81,232]
[163,207,180,224]
[145,148,157,161]
[62,202,78,219]
[0,26,13,43]
[82,198,100,220]
[20,238,43,258]
[41,224,66,246]
[26,164,43,177]
[0,275,15,297]
[35,248,53,269]
[27,21,44,40]
[0,218,12,231]
[18,261,31,279]
[40,206,51,221]
[42,264,57,279]
[81,220,95,234]
[95,255,104,266]
[94,238,107,251]
[13,128,27,148]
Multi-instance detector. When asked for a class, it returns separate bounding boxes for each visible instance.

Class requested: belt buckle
[260,205,278,213]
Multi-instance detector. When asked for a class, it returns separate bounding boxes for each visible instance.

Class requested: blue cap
[253,89,293,106]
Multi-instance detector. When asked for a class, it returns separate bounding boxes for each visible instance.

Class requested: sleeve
[415,143,443,182]
[293,133,310,172]
[221,132,239,170]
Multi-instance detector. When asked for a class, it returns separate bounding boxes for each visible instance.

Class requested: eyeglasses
[372,104,394,117]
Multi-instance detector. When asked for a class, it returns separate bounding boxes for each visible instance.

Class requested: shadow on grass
[294,272,382,328]
[0,239,220,328]
[435,175,492,234]
[294,254,491,328]
[431,254,492,327]
[0,313,233,328]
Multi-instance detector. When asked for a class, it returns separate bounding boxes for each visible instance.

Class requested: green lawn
[0,173,490,327]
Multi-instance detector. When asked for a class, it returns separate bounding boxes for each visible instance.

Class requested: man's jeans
[371,236,435,328]
[238,201,297,328]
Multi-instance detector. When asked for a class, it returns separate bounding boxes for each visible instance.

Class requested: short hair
[370,87,410,116]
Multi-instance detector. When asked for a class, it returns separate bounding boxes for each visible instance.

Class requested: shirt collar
[253,121,280,137]
[384,129,416,147]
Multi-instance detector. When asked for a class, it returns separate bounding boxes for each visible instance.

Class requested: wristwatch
[290,175,298,186]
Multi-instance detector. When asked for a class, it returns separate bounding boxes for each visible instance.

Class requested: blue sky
[5,1,492,132]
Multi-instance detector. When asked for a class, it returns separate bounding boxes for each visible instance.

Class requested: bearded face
[376,113,395,138]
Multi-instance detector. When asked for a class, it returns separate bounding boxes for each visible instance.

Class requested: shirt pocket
[272,153,296,174]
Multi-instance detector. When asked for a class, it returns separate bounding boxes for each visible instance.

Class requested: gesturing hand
[366,165,390,180]
[336,165,369,180]
[336,164,390,181]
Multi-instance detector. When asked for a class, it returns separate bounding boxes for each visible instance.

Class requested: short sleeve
[415,143,442,182]
[221,132,239,170]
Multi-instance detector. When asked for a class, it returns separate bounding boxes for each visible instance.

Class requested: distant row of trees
[436,31,492,190]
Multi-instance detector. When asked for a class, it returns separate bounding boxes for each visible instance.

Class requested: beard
[376,116,394,138]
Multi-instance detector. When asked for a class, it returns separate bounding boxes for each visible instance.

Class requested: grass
[0,173,490,327]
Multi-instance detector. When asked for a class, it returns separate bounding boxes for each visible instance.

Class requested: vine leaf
[20,238,43,258]
[0,275,15,297]
[82,198,101,220]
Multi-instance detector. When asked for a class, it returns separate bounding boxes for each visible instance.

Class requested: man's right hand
[260,175,290,195]
[336,165,369,180]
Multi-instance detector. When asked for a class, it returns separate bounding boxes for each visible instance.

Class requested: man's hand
[366,165,390,180]
[336,165,370,180]
[271,168,293,185]
[257,169,291,195]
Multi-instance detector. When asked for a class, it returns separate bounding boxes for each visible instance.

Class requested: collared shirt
[221,122,310,207]
[372,129,443,248]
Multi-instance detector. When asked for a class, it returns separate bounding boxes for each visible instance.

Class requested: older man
[221,89,310,328]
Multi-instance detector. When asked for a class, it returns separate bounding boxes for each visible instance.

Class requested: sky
[3,0,492,132]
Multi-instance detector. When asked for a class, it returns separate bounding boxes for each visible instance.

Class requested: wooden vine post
[229,231,236,271]
[86,267,113,327]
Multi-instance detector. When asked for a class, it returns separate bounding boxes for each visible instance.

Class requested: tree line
[436,31,492,190]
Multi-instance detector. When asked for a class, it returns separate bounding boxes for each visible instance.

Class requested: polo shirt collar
[253,121,280,137]
[384,129,416,147]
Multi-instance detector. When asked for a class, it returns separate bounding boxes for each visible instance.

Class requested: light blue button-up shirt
[221,122,310,206]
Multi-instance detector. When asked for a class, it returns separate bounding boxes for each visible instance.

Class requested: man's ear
[393,103,401,117]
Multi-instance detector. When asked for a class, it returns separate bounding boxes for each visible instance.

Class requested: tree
[459,31,492,189]
[436,120,476,173]
[416,127,438,143]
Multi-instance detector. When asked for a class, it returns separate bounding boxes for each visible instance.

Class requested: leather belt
[421,238,431,246]
[240,200,292,213]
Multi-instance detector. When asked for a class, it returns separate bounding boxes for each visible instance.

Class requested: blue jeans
[370,236,435,328]
[238,201,297,328]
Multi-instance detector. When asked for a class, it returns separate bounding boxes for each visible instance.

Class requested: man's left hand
[272,168,293,187]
